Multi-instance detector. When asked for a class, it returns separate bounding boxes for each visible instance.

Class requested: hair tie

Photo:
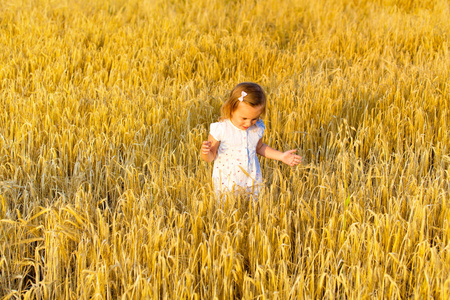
[238,91,247,102]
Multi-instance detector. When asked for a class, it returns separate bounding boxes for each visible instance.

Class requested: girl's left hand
[281,149,302,167]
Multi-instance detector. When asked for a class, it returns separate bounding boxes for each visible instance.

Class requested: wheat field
[0,0,449,298]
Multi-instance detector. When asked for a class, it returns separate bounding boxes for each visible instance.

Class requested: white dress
[210,119,265,195]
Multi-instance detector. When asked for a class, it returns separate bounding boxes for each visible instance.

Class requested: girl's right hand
[201,141,212,155]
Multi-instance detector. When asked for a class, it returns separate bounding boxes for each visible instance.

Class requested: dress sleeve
[256,119,265,139]
[210,122,223,141]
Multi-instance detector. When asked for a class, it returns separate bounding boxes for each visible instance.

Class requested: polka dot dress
[210,119,265,195]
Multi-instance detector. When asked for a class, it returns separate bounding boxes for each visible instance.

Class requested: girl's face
[230,102,264,130]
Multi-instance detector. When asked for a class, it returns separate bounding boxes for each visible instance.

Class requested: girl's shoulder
[210,120,229,141]
[211,119,234,129]
[255,119,265,129]
[210,120,228,130]
[251,119,265,138]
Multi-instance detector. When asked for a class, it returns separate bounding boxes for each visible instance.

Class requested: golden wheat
[0,0,449,298]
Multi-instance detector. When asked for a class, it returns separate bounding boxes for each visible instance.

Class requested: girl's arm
[201,134,220,163]
[256,139,301,166]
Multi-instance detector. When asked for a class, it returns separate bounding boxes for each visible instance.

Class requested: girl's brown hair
[219,82,266,121]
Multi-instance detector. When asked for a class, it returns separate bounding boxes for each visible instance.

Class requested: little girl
[201,82,301,196]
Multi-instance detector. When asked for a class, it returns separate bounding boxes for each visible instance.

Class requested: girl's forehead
[234,102,263,118]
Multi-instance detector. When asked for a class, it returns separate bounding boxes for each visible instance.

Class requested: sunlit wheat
[0,0,449,298]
